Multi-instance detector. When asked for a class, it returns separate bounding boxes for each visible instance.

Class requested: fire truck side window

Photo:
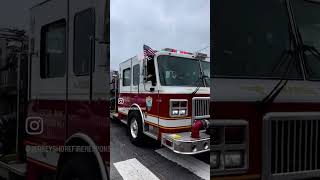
[146,60,156,85]
[40,20,66,78]
[133,64,140,86]
[73,8,95,76]
[123,68,131,86]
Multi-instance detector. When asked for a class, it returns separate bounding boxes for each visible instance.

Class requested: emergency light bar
[163,48,177,53]
[195,52,208,60]
[162,48,193,55]
[161,48,208,59]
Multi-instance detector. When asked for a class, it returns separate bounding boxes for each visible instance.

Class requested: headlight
[224,151,244,169]
[179,109,186,115]
[170,100,188,117]
[211,151,220,169]
[172,110,179,115]
[210,120,248,173]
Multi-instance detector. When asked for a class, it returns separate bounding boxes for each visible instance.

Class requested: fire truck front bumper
[161,130,210,155]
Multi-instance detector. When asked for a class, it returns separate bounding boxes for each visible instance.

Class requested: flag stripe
[143,44,156,59]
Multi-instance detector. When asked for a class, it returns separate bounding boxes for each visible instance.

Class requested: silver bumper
[161,131,210,155]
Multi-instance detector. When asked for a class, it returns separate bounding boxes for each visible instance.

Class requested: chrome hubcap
[130,118,138,139]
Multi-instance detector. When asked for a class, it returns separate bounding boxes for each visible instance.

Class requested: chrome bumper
[161,131,210,155]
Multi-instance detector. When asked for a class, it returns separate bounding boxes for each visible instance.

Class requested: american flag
[143,44,156,60]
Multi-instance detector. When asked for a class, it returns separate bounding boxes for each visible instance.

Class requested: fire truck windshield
[157,55,210,86]
[291,0,320,80]
[212,0,302,79]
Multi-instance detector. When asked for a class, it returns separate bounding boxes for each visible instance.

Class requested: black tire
[127,111,144,145]
[57,153,102,180]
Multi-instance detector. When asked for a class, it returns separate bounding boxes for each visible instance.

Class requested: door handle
[89,36,94,103]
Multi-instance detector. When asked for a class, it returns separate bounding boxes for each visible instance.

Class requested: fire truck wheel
[58,153,102,180]
[128,111,144,145]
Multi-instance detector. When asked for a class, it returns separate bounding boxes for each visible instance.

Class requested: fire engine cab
[111,47,211,154]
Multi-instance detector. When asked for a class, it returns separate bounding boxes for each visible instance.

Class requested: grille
[263,113,320,179]
[271,119,320,173]
[192,97,210,123]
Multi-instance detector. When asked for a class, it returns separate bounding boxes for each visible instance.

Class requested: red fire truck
[211,0,320,179]
[111,46,211,154]
[0,0,109,180]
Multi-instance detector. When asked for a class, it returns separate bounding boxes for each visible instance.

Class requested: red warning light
[179,51,193,55]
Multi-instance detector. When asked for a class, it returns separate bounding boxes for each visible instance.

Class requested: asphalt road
[110,118,210,180]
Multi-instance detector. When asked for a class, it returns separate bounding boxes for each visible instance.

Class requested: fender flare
[129,103,145,129]
[58,133,109,180]
[129,104,144,121]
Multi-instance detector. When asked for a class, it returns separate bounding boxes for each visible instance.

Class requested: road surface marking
[113,158,160,180]
[156,148,210,180]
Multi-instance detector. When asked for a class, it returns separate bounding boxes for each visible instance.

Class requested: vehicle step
[0,161,26,179]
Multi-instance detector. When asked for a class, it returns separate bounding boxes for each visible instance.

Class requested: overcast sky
[0,0,210,71]
[110,0,210,70]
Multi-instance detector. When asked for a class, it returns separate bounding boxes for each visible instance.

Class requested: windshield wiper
[258,0,318,108]
[302,44,320,61]
[202,74,210,86]
[260,50,295,105]
[191,74,206,95]
[191,61,208,95]
[259,23,298,107]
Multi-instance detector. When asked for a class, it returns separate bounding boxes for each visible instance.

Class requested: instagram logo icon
[26,117,43,135]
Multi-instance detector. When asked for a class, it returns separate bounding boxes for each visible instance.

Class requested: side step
[110,112,119,119]
[111,112,128,125]
[0,160,26,179]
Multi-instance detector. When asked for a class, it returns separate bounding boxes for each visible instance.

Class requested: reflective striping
[118,107,129,115]
[145,121,191,130]
[120,87,209,94]
[156,148,210,180]
[119,107,193,127]
[145,115,191,128]
[113,158,160,180]
[146,113,191,120]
